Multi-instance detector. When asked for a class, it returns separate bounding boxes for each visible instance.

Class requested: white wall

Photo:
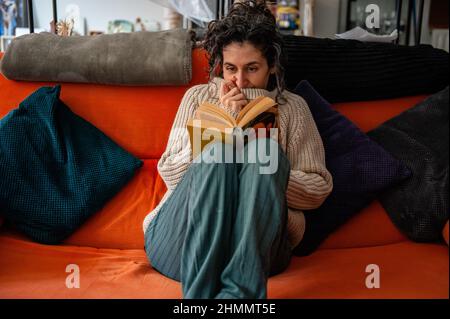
[32,0,166,33]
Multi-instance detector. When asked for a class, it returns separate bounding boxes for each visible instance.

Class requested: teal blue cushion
[0,85,143,244]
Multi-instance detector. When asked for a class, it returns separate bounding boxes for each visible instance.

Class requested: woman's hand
[219,78,248,114]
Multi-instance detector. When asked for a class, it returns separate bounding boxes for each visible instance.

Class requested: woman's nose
[235,73,247,89]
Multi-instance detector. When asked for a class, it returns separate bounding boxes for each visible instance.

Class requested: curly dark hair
[202,0,286,103]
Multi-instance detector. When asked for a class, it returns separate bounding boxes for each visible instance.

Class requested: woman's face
[222,41,275,90]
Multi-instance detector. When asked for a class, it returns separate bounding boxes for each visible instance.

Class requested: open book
[187,96,278,158]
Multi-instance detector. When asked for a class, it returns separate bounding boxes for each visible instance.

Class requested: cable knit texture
[143,77,333,249]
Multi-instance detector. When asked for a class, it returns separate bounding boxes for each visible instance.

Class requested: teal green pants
[145,138,292,299]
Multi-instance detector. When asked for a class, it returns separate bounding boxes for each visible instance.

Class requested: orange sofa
[0,49,448,299]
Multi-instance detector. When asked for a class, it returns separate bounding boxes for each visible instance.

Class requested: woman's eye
[225,67,236,72]
[248,67,258,72]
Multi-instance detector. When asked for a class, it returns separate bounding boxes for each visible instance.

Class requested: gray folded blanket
[0,29,193,86]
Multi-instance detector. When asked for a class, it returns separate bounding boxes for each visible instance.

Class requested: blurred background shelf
[1,0,447,52]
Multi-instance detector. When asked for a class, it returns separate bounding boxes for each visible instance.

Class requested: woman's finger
[225,77,238,90]
[227,93,247,102]
[229,100,248,113]
[220,82,230,97]
[222,94,246,110]
[221,87,240,103]
[229,101,241,113]
[225,87,240,97]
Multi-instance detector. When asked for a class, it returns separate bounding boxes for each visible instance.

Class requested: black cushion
[367,87,449,242]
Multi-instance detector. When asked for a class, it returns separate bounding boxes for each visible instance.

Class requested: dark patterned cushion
[292,81,411,256]
[0,85,143,244]
[368,87,449,242]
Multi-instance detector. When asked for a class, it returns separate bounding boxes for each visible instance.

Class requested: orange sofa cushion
[0,233,447,298]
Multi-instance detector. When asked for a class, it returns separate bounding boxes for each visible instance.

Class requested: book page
[186,118,235,159]
[236,97,277,128]
[196,102,237,127]
[235,96,266,123]
[187,118,231,133]
[241,107,278,130]
[195,109,232,126]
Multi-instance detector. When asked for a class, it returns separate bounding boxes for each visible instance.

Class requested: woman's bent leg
[180,142,240,298]
[144,163,194,282]
[145,141,241,298]
[216,138,292,299]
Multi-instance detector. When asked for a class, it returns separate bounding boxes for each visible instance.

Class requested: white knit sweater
[143,77,333,248]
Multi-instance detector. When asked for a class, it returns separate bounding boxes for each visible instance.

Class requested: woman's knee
[190,141,240,180]
[194,141,236,164]
[241,138,290,176]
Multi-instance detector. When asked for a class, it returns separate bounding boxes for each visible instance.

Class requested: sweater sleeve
[157,86,200,191]
[285,95,333,210]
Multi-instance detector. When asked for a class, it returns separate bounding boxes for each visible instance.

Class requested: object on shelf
[163,8,182,30]
[150,0,215,28]
[56,18,74,36]
[276,0,300,30]
[107,20,134,34]
[64,3,85,36]
[1,0,29,36]
[135,17,146,32]
[135,17,161,32]
[89,30,104,36]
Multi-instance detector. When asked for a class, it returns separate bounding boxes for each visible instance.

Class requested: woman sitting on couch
[143,0,333,299]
